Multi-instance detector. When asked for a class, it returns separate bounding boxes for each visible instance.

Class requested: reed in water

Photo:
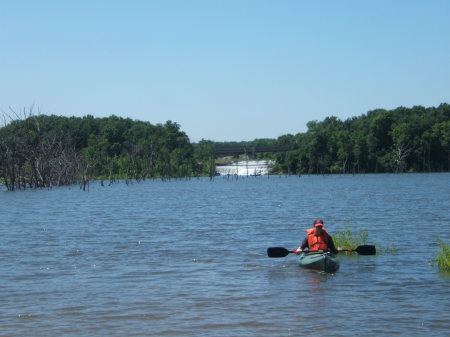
[435,239,450,272]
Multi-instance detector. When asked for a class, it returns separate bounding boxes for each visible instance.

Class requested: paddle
[267,245,376,258]
[340,245,376,255]
[267,247,294,258]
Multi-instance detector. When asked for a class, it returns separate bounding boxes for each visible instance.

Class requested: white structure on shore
[215,160,274,176]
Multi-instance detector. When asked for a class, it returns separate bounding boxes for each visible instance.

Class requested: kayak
[298,252,339,273]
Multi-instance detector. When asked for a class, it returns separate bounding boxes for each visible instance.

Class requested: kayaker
[294,219,339,254]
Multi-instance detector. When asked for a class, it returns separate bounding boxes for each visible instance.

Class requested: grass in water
[383,241,398,254]
[332,225,397,254]
[435,239,450,272]
[332,225,369,250]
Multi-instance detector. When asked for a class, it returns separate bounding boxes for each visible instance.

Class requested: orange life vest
[306,228,330,251]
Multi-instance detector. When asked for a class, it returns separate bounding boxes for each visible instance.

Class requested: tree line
[0,104,449,190]
[0,112,197,190]
[273,103,450,174]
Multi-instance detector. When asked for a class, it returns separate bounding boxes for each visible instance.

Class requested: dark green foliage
[1,103,448,190]
[0,115,196,190]
[274,104,450,174]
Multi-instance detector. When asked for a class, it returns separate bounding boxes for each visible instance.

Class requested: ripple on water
[1,175,449,336]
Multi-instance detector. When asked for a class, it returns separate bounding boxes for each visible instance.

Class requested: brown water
[1,174,449,336]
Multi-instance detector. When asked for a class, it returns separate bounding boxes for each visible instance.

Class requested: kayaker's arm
[328,236,339,254]
[300,237,308,249]
[294,237,309,254]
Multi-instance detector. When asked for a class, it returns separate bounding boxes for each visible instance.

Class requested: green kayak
[298,252,340,273]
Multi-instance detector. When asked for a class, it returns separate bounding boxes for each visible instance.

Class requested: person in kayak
[294,219,339,254]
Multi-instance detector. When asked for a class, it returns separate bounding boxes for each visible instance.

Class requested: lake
[1,173,449,336]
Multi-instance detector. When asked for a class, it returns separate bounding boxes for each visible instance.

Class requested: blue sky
[1,1,449,142]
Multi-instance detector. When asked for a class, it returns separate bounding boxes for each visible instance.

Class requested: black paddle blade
[267,247,292,258]
[355,245,376,255]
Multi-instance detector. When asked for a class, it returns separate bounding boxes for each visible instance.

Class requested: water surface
[1,174,449,336]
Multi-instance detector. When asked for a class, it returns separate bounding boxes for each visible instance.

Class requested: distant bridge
[214,145,293,156]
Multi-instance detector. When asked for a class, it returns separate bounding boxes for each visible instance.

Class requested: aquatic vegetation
[382,241,398,254]
[332,225,400,254]
[333,226,369,250]
[435,239,450,272]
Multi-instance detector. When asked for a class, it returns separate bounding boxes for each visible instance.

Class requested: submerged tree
[0,108,79,190]
[1,104,449,191]
[0,111,200,190]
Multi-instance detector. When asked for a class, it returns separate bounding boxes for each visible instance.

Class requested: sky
[1,0,449,142]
